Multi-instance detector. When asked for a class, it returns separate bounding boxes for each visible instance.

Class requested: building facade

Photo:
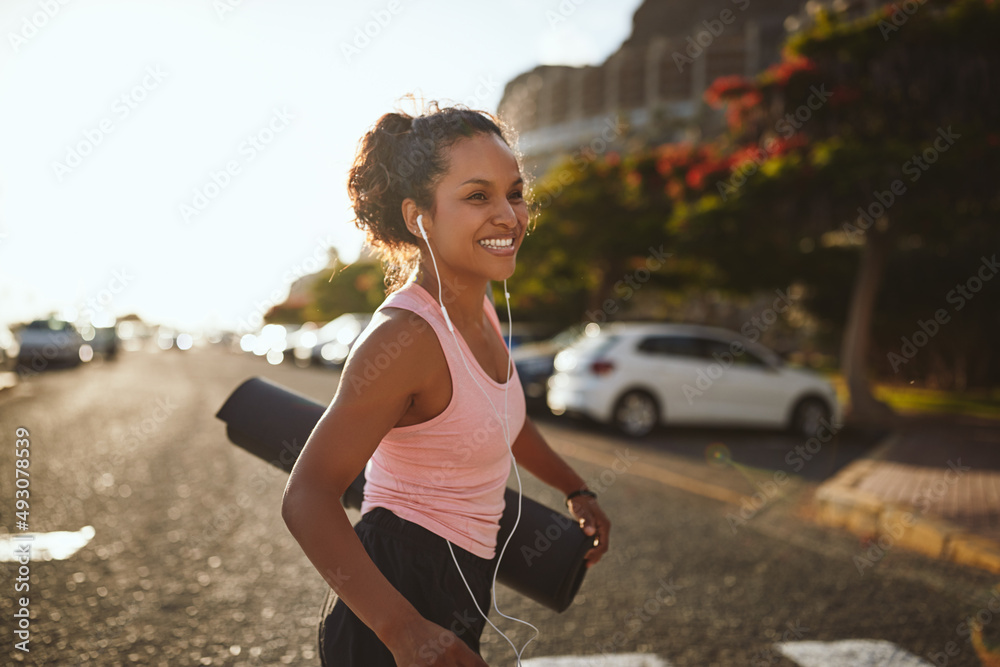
[497,0,811,169]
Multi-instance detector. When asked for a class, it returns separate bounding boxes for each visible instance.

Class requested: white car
[546,322,842,438]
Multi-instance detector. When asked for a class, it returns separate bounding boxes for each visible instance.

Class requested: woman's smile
[477,233,517,256]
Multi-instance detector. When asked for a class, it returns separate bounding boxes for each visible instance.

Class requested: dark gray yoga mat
[215,376,591,612]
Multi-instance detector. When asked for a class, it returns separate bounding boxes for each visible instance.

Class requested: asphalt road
[1,346,998,666]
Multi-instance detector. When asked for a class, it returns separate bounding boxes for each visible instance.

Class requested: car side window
[636,336,703,359]
[742,350,768,367]
[700,338,769,367]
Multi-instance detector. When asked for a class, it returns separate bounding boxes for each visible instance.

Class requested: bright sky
[0,0,643,332]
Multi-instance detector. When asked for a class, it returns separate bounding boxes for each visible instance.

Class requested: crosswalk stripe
[777,639,933,666]
[521,655,670,667]
[520,641,934,667]
[0,526,96,562]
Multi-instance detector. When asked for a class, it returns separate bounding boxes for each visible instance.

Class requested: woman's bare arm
[510,417,588,495]
[280,310,487,665]
[510,417,612,566]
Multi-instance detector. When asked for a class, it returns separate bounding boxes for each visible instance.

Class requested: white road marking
[520,641,935,667]
[521,655,670,667]
[0,526,96,561]
[777,639,933,666]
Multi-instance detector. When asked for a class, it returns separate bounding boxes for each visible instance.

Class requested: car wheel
[613,390,659,438]
[790,398,831,438]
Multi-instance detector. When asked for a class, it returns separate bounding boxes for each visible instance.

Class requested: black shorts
[318,507,494,666]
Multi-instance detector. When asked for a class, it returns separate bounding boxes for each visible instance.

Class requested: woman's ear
[401,199,422,238]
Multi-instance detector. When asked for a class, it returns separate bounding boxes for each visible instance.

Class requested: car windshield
[27,319,70,331]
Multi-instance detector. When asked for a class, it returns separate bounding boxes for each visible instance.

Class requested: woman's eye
[467,191,523,201]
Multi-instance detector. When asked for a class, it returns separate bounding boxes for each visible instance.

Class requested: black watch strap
[566,489,597,505]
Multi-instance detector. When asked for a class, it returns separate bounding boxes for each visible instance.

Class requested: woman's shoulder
[361,306,439,352]
[343,306,444,388]
[368,282,449,350]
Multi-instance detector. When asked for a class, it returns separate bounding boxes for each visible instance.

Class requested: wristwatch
[565,489,597,506]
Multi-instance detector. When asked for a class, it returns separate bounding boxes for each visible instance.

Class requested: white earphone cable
[417,215,538,664]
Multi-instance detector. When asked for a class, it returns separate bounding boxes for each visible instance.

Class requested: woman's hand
[567,495,611,567]
[387,617,489,667]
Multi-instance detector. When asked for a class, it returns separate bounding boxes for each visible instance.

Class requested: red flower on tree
[762,55,817,87]
[655,143,697,176]
[766,133,809,156]
[664,179,685,199]
[685,156,732,191]
[704,75,755,108]
[725,89,764,130]
[729,143,769,169]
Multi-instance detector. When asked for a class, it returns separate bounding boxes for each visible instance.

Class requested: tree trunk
[586,259,626,322]
[954,349,967,392]
[839,229,896,425]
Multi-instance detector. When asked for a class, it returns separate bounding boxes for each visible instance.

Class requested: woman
[281,101,611,666]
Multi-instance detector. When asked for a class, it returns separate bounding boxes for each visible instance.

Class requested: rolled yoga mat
[215,376,592,613]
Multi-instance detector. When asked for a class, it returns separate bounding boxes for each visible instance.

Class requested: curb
[811,433,1000,575]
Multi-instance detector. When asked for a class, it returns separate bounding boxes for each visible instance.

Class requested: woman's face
[424,132,528,283]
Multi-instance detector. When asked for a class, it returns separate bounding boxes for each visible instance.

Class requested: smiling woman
[280,100,611,667]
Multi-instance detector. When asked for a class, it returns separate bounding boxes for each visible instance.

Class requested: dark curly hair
[347,98,527,293]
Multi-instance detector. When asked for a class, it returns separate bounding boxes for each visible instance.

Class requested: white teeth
[479,238,513,249]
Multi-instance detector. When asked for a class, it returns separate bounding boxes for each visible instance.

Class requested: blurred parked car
[79,323,119,359]
[16,318,85,371]
[238,324,288,364]
[296,313,372,368]
[157,327,197,352]
[497,323,557,349]
[547,323,841,438]
[511,324,586,409]
[115,319,153,352]
[284,322,317,366]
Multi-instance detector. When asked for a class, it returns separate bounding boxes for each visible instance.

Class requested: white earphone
[415,214,538,664]
[415,215,454,333]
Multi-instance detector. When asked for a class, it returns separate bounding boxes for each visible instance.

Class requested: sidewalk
[811,412,1000,574]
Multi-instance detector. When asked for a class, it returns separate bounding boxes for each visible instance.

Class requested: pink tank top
[359,281,526,559]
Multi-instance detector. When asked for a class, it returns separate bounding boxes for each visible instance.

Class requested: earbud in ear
[414,213,452,332]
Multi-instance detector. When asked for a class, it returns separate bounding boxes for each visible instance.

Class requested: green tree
[308,260,385,322]
[669,0,1000,423]
[509,145,709,326]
